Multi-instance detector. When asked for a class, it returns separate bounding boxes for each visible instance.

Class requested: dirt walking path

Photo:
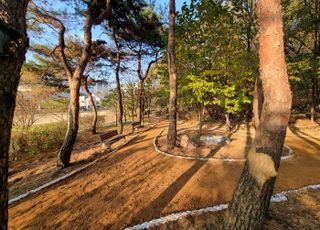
[9,120,320,229]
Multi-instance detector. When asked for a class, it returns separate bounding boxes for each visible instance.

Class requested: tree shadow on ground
[288,126,320,151]
[24,147,171,229]
[133,126,240,219]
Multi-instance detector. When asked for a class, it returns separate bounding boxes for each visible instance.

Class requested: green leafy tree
[176,0,256,129]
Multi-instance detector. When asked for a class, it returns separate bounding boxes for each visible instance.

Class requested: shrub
[10,122,67,161]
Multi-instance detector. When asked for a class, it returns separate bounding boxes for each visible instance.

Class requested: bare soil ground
[8,122,153,200]
[8,118,320,229]
[157,121,290,159]
[150,189,320,230]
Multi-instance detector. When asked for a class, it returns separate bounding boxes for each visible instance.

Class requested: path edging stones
[125,183,320,230]
[9,124,156,205]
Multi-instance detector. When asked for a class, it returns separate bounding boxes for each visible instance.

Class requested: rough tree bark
[253,76,263,129]
[113,28,124,134]
[82,77,98,134]
[57,13,93,167]
[33,2,112,167]
[225,0,292,229]
[0,1,29,228]
[167,0,177,148]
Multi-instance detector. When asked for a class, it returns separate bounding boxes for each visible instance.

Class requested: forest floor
[151,189,320,229]
[8,117,320,229]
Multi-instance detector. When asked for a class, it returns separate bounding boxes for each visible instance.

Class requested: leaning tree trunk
[167,0,177,148]
[83,77,97,134]
[0,1,29,228]
[225,0,292,229]
[57,78,81,167]
[57,12,93,168]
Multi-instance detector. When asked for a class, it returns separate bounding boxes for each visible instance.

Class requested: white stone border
[125,183,320,230]
[153,129,294,162]
[9,124,157,205]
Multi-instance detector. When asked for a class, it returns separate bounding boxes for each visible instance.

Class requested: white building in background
[32,80,109,111]
[82,82,109,98]
[79,82,109,111]
[79,93,102,111]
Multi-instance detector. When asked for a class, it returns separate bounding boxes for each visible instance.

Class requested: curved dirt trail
[9,121,320,229]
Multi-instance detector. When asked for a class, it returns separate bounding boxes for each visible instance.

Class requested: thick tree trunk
[0,1,29,228]
[83,78,97,134]
[57,78,81,167]
[253,76,263,129]
[167,0,177,148]
[225,1,292,229]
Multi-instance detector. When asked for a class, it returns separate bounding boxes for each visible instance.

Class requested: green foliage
[183,71,251,114]
[10,122,67,161]
[42,98,69,112]
[283,0,320,110]
[101,91,117,110]
[176,0,256,115]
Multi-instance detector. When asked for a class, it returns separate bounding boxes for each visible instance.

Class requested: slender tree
[81,76,98,134]
[112,28,124,134]
[225,0,292,229]
[32,1,112,167]
[137,53,162,124]
[122,5,163,125]
[102,0,157,133]
[167,0,177,148]
[0,1,29,228]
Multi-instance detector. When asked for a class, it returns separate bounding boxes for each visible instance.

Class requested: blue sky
[156,0,190,10]
[28,0,191,85]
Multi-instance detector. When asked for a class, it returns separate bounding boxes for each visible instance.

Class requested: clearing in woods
[8,119,320,229]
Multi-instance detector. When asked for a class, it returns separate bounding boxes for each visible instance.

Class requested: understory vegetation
[10,122,67,161]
